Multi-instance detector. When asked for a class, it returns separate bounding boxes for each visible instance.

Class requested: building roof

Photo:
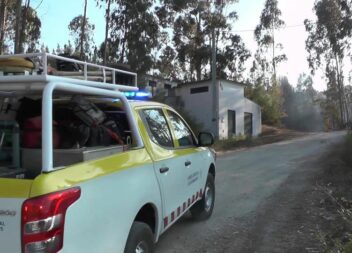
[177,78,247,87]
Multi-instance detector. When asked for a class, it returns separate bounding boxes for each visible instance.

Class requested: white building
[175,79,262,139]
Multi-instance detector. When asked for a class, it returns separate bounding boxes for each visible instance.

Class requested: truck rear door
[0,178,33,253]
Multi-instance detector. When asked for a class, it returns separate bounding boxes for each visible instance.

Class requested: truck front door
[139,108,203,232]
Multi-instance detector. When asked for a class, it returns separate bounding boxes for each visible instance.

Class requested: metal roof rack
[0,52,138,93]
[0,53,143,172]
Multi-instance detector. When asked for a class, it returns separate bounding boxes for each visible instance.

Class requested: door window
[167,111,195,147]
[141,109,173,148]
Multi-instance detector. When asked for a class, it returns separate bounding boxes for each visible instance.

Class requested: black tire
[124,222,155,253]
[190,173,215,221]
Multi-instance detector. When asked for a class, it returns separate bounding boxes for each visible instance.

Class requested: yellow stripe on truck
[30,148,152,197]
[0,178,33,198]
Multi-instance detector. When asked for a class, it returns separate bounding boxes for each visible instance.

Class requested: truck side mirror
[198,132,214,147]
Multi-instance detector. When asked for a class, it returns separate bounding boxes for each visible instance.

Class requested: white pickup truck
[0,53,216,253]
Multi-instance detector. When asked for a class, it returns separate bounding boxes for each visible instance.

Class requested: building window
[190,86,209,94]
[164,84,172,89]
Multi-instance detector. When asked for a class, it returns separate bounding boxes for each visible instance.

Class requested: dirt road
[155,131,346,253]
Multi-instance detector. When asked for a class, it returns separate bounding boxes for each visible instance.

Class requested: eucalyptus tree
[305,0,352,124]
[157,46,178,80]
[255,0,286,82]
[95,0,114,64]
[217,34,251,81]
[0,0,16,53]
[0,0,41,53]
[108,0,159,74]
[5,0,41,53]
[68,15,95,59]
[80,0,88,59]
[157,0,240,81]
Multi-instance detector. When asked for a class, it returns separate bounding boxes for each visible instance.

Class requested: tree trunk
[18,0,30,53]
[14,0,22,53]
[120,16,127,64]
[195,11,202,81]
[80,0,88,60]
[272,26,276,83]
[0,0,7,54]
[103,0,111,65]
[335,54,345,125]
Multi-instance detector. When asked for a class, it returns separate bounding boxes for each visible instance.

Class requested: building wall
[175,81,215,134]
[176,80,262,139]
[218,81,261,139]
[218,81,245,139]
[243,98,262,136]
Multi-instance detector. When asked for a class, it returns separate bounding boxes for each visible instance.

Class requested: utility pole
[211,1,222,138]
[200,0,220,137]
[211,26,217,130]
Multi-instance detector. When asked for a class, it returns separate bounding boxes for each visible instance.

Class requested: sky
[34,0,328,91]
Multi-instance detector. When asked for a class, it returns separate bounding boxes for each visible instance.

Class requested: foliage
[157,0,248,82]
[0,1,41,53]
[19,5,41,52]
[281,76,324,131]
[156,46,179,80]
[245,82,283,126]
[305,0,352,125]
[0,0,16,53]
[68,15,95,60]
[95,0,113,65]
[105,0,159,74]
[55,41,75,55]
[217,34,251,81]
[254,0,287,79]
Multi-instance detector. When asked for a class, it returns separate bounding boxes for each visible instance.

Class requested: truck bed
[22,145,126,176]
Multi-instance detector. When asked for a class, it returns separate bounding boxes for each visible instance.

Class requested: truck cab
[0,53,216,253]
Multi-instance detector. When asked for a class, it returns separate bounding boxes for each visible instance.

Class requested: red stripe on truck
[163,188,204,229]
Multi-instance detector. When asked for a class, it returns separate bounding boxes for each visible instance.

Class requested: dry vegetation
[213,125,308,152]
[314,134,352,252]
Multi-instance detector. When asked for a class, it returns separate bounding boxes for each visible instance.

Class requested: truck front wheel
[124,221,154,253]
[191,173,215,221]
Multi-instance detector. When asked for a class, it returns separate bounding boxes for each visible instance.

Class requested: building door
[227,110,236,138]
[244,112,253,136]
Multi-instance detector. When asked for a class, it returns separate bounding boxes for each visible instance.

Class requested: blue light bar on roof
[123,91,151,99]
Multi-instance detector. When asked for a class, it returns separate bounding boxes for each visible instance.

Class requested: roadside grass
[213,126,307,152]
[317,133,352,253]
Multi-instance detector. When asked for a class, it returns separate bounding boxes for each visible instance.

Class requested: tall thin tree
[103,0,111,65]
[18,0,30,52]
[254,0,286,82]
[0,0,8,54]
[14,0,22,53]
[80,0,88,59]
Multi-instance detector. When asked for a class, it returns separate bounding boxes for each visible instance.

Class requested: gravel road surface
[155,131,346,253]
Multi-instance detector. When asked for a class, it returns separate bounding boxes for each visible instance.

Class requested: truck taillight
[21,187,81,253]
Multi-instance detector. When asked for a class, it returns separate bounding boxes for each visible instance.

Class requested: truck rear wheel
[124,221,154,253]
[191,173,215,221]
